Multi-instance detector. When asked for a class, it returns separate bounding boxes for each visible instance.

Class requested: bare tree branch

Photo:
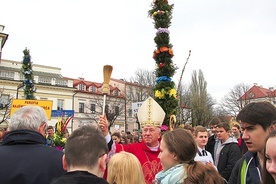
[218,83,250,117]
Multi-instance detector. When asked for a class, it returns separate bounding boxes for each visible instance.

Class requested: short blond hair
[107,151,146,184]
[194,126,208,137]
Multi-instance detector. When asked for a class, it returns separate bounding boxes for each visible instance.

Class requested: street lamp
[0,25,9,62]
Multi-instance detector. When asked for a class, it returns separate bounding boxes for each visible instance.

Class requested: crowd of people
[0,99,276,184]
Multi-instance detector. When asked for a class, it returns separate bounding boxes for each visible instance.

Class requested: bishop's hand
[98,114,109,136]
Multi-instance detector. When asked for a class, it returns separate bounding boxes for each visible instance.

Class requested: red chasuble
[116,141,161,184]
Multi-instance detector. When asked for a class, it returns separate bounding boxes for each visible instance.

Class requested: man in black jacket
[0,105,66,184]
[215,122,241,181]
[51,125,109,184]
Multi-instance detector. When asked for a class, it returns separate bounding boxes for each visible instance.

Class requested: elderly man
[99,97,165,184]
[0,105,65,184]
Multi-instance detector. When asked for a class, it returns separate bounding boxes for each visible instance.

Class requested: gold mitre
[137,97,165,127]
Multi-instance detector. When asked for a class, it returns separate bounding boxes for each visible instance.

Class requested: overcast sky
[1,0,276,103]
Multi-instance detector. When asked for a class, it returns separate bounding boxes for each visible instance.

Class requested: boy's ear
[62,155,68,171]
[269,124,276,132]
[99,154,107,172]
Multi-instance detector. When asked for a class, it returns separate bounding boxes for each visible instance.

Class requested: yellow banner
[10,99,53,120]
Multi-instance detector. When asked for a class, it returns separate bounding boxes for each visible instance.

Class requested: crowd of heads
[111,130,143,145]
[2,100,276,184]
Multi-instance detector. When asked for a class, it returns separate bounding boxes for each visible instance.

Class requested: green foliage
[52,133,66,148]
[148,1,173,29]
[149,0,178,126]
[21,48,36,99]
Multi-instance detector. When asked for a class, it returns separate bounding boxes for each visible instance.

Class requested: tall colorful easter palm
[149,0,178,127]
[21,48,36,99]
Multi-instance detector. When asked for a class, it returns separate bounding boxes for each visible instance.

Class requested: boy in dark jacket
[215,122,241,181]
[228,101,276,184]
[51,125,109,184]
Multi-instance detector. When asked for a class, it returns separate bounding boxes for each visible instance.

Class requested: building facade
[1,58,276,134]
[238,83,276,107]
[0,59,75,132]
[0,59,154,133]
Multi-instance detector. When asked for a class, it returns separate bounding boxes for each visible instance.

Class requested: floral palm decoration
[53,115,73,150]
[149,0,178,126]
[21,48,36,99]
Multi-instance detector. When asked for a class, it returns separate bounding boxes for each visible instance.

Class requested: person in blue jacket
[228,101,276,184]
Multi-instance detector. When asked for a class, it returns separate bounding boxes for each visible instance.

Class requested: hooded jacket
[228,151,262,184]
[216,137,242,181]
[0,129,66,184]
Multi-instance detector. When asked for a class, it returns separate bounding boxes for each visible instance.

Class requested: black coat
[206,134,216,160]
[51,171,109,184]
[0,130,66,184]
[217,142,242,181]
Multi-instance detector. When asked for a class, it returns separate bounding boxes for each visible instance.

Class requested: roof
[238,85,276,100]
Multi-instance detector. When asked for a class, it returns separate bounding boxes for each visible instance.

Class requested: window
[90,86,96,92]
[142,94,147,100]
[90,103,96,114]
[38,77,51,84]
[0,71,14,79]
[79,102,85,113]
[115,106,119,115]
[249,92,254,99]
[57,99,64,110]
[78,84,85,91]
[136,92,140,101]
[0,94,9,108]
[127,92,132,100]
[128,109,132,117]
[56,79,67,86]
[114,90,119,96]
[105,105,109,113]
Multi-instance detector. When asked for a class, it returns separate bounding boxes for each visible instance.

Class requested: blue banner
[51,110,74,117]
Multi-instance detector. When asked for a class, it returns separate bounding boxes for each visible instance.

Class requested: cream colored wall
[0,59,75,133]
[0,60,151,133]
